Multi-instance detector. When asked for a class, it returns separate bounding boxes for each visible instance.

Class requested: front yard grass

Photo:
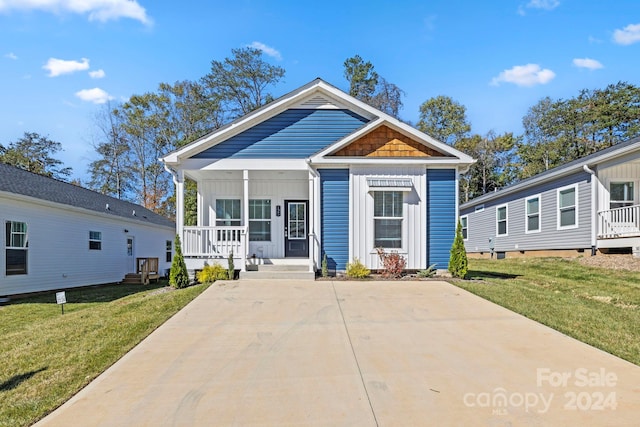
[0,281,209,427]
[454,257,640,366]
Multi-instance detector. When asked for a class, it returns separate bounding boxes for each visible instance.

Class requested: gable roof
[0,162,174,229]
[161,78,474,167]
[460,135,640,209]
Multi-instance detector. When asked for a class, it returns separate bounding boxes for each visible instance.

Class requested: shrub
[417,264,437,278]
[227,251,235,280]
[346,257,370,279]
[376,247,406,278]
[169,234,189,289]
[196,263,228,284]
[449,220,468,279]
[321,253,329,277]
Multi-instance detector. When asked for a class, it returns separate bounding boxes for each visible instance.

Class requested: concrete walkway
[36,280,640,426]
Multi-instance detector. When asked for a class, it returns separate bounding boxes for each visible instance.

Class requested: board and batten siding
[427,169,456,269]
[319,169,350,271]
[1,196,174,296]
[192,109,368,159]
[461,171,592,253]
[350,166,427,270]
[198,171,308,259]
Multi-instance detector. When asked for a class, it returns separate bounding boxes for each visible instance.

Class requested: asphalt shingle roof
[0,162,174,229]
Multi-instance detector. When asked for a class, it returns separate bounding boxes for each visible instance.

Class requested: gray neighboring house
[1,163,175,296]
[460,135,640,258]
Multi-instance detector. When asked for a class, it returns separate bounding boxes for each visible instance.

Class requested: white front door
[127,236,135,272]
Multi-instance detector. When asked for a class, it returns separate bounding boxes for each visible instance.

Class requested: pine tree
[170,234,189,288]
[449,220,468,279]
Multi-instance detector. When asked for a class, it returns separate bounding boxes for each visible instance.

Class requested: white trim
[460,215,469,241]
[524,194,542,234]
[557,184,579,230]
[496,204,508,237]
[474,204,485,213]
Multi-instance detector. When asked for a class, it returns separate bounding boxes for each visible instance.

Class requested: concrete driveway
[36,280,640,426]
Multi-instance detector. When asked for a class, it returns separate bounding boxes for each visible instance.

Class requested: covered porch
[172,164,320,274]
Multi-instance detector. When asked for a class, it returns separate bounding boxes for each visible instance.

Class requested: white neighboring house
[1,163,175,296]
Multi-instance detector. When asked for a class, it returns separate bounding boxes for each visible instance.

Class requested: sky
[1,0,640,182]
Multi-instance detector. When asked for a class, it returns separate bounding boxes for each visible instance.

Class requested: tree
[417,96,471,145]
[343,55,405,119]
[88,102,133,199]
[0,132,72,180]
[170,234,189,288]
[202,47,285,119]
[449,220,468,279]
[344,55,378,102]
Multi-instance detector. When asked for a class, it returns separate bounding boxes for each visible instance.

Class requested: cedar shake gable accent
[331,125,449,157]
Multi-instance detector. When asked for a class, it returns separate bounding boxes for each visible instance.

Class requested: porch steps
[121,273,144,284]
[240,263,315,280]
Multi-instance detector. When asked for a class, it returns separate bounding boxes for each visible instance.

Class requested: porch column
[241,169,249,272]
[175,169,185,243]
[308,170,315,273]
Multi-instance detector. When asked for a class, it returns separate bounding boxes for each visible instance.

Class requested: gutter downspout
[583,165,598,256]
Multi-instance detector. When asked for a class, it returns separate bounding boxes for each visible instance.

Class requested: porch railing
[182,226,246,257]
[598,205,640,239]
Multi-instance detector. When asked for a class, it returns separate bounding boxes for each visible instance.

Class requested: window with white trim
[89,231,102,250]
[460,216,468,240]
[215,199,241,226]
[374,191,403,249]
[249,199,271,241]
[525,195,541,233]
[166,240,172,263]
[475,204,485,213]
[496,205,508,236]
[558,185,578,229]
[6,221,27,275]
[610,182,634,209]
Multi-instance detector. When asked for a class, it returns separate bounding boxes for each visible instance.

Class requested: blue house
[161,79,474,276]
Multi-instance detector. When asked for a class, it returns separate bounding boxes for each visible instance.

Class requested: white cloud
[249,41,282,60]
[0,0,152,25]
[43,57,90,77]
[491,64,556,87]
[613,23,640,45]
[89,69,106,79]
[519,0,559,15]
[75,87,114,104]
[572,58,603,70]
[4,52,17,60]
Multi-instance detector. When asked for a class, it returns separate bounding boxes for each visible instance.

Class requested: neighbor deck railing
[182,226,245,257]
[598,205,640,239]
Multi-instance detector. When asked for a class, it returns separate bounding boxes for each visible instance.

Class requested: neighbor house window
[166,240,172,263]
[215,199,241,226]
[525,195,541,233]
[460,216,468,240]
[374,191,403,248]
[89,231,102,250]
[6,221,27,275]
[496,205,508,236]
[610,182,634,209]
[249,199,271,241]
[558,185,578,229]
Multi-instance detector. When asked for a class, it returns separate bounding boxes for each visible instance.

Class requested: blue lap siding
[193,109,368,159]
[320,169,350,271]
[427,169,456,269]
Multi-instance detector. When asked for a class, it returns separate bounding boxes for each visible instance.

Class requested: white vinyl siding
[496,204,508,236]
[525,195,541,233]
[558,185,578,229]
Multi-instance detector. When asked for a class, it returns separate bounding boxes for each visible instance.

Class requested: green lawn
[0,281,209,427]
[454,258,640,366]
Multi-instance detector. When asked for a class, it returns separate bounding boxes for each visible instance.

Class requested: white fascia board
[181,158,309,171]
[310,157,472,167]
